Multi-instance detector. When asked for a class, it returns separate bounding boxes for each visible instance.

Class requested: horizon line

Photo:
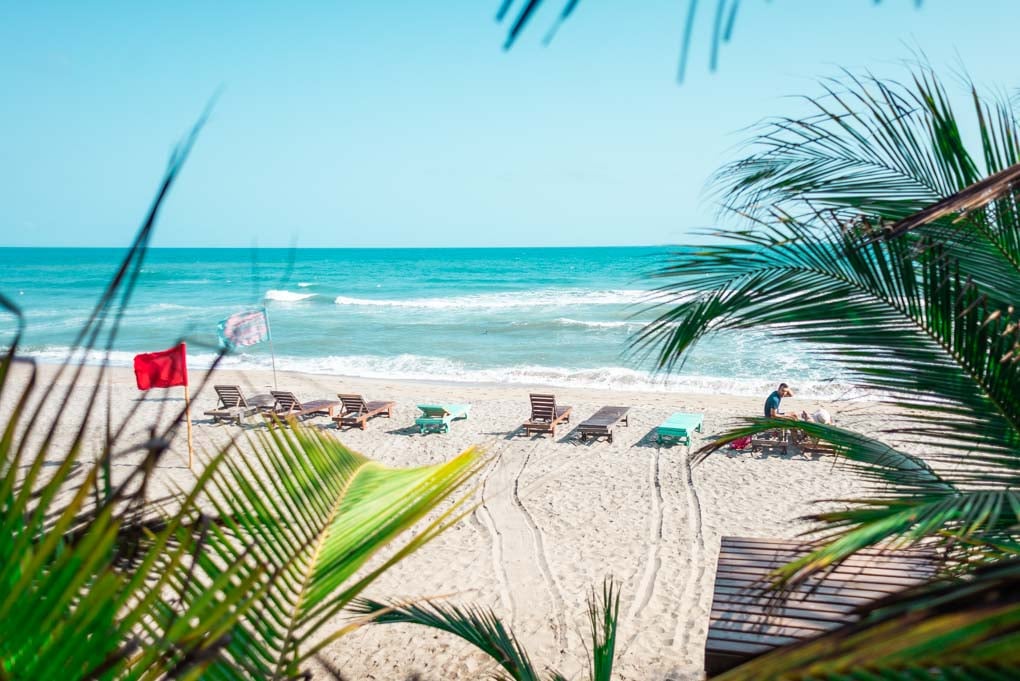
[0,243,686,250]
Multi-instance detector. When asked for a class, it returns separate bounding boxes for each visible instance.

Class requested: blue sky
[2,1,1017,247]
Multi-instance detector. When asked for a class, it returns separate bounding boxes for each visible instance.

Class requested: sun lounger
[576,406,630,443]
[656,411,703,446]
[415,404,471,434]
[204,385,274,425]
[335,394,395,430]
[264,390,340,427]
[704,536,937,677]
[522,393,572,437]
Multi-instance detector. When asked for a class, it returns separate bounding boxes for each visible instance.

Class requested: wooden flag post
[264,307,278,390]
[133,342,193,468]
[183,382,194,469]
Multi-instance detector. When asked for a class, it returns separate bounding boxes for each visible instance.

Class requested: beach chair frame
[264,391,340,429]
[415,404,470,434]
[522,393,572,437]
[335,394,395,430]
[656,412,704,446]
[205,385,273,425]
[576,406,630,443]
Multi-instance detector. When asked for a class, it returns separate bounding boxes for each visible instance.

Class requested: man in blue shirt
[764,383,796,419]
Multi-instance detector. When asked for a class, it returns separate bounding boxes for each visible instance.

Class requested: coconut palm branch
[192,425,483,680]
[716,67,1020,300]
[495,1,920,82]
[350,577,622,681]
[639,215,1020,462]
[0,121,264,678]
[635,67,1020,580]
[2,119,486,679]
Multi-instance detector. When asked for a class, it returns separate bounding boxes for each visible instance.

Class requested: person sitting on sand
[764,383,798,420]
[801,407,832,425]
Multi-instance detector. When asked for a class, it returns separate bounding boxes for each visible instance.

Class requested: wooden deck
[705,536,937,676]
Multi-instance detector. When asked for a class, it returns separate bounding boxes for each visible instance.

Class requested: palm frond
[1,116,261,680]
[349,597,547,681]
[695,418,951,493]
[195,426,484,679]
[635,217,1020,469]
[586,578,620,681]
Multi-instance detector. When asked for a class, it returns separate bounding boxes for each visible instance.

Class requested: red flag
[133,343,188,390]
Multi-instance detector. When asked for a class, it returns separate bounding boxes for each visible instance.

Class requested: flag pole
[264,306,278,390]
[183,382,194,469]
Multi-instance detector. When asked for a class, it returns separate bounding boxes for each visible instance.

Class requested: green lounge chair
[656,412,703,446]
[415,404,471,434]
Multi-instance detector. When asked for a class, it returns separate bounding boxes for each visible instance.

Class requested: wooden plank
[720,541,936,567]
[705,536,936,677]
[707,628,802,647]
[713,565,925,590]
[720,548,936,572]
[715,556,933,581]
[712,587,872,611]
[721,538,937,564]
[721,539,937,565]
[710,605,855,632]
[712,578,892,602]
[705,637,776,655]
[712,593,858,616]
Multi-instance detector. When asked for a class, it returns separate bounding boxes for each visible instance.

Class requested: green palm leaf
[351,576,622,681]
[3,113,485,680]
[637,66,1020,591]
[636,218,1020,470]
[194,425,484,679]
[1,117,267,680]
[586,578,620,681]
[350,597,547,681]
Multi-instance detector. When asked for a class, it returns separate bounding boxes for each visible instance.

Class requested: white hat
[812,408,832,425]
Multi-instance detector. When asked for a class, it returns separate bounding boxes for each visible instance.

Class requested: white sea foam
[16,346,871,401]
[333,289,650,311]
[297,282,314,288]
[265,289,316,302]
[553,318,639,329]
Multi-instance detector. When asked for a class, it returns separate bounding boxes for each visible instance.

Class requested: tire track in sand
[476,450,515,619]
[512,446,568,651]
[671,445,706,663]
[619,446,664,654]
[625,448,663,620]
[482,440,569,653]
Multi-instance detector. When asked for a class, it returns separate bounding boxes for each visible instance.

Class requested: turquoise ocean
[0,247,854,399]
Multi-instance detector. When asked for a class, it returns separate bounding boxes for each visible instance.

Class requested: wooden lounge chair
[704,536,937,677]
[522,393,572,437]
[656,411,703,446]
[264,390,340,428]
[415,404,471,434]
[335,394,395,430]
[204,385,274,425]
[576,406,630,443]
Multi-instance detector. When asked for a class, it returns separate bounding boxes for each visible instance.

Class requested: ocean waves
[15,346,867,401]
[332,289,650,311]
[264,289,316,302]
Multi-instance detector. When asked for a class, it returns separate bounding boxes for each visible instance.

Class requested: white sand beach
[4,362,886,680]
